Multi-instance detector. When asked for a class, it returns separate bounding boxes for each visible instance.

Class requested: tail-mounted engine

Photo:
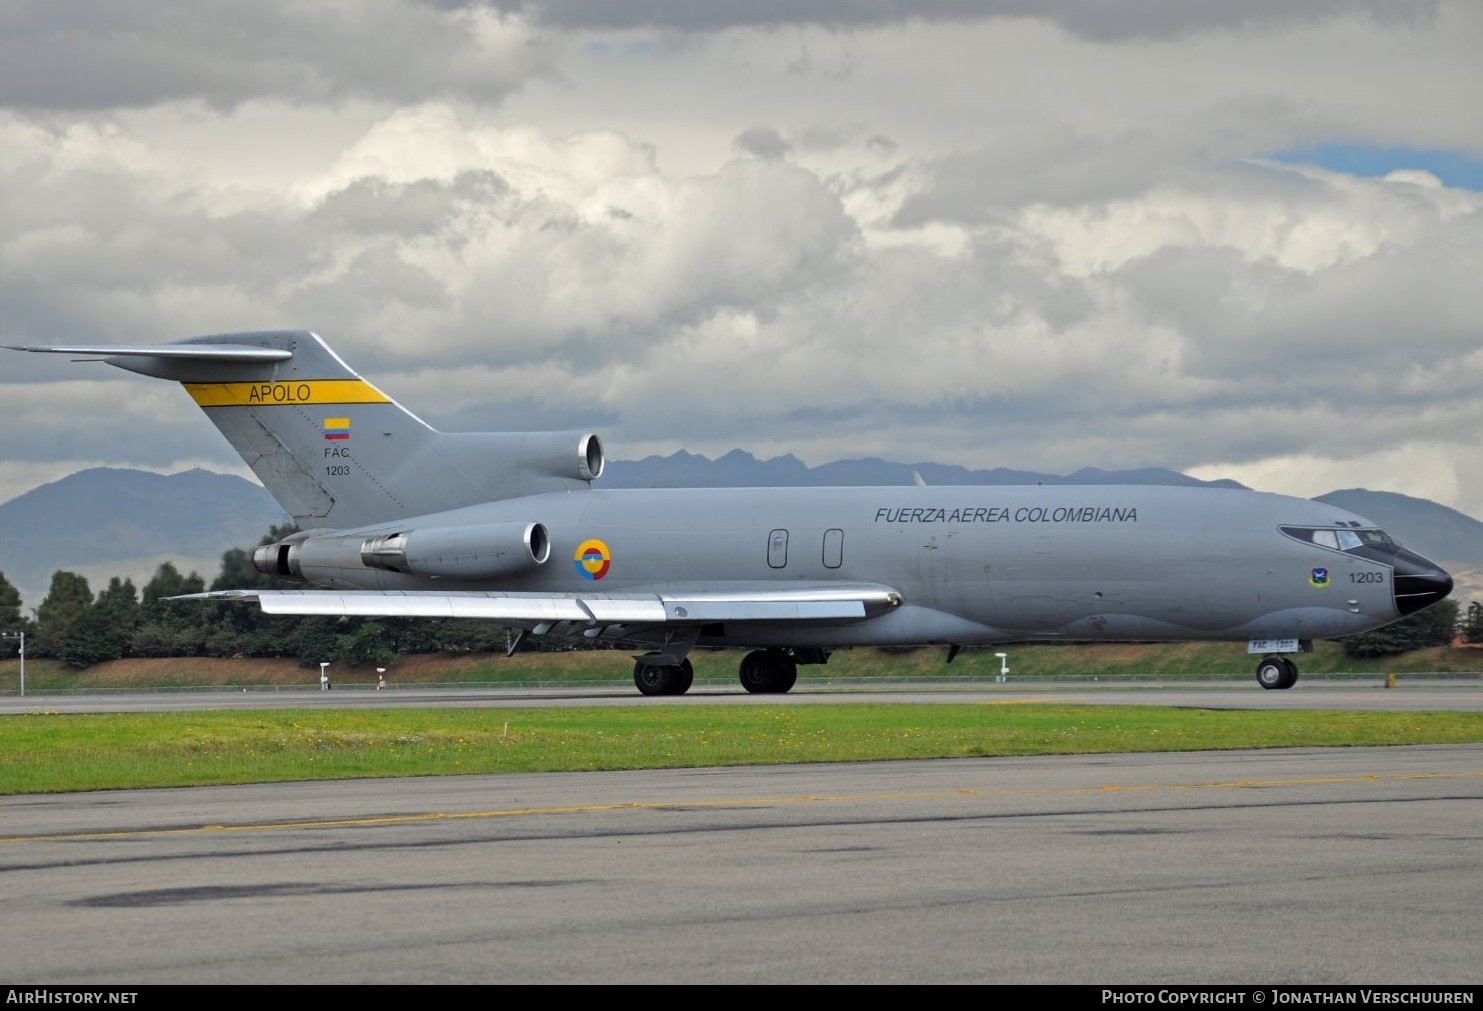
[253,522,551,583]
[361,523,551,578]
[441,431,605,488]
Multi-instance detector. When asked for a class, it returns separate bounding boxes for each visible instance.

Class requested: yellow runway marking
[3,770,1478,844]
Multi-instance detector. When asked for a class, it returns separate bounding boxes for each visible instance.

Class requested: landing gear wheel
[739,649,799,694]
[634,653,681,696]
[1256,655,1297,690]
[1279,656,1299,689]
[772,660,797,693]
[676,658,694,694]
[739,650,768,693]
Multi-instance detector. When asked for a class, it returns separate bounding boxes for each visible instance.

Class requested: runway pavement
[3,676,1481,714]
[3,744,1481,985]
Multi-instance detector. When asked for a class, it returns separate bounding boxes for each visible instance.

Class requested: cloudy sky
[2,0,1480,521]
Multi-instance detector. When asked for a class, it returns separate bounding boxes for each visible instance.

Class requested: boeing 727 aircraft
[7,330,1454,695]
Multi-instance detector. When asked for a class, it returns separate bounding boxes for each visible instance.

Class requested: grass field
[4,642,1479,797]
[3,702,1481,796]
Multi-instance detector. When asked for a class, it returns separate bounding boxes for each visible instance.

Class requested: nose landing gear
[1255,654,1298,690]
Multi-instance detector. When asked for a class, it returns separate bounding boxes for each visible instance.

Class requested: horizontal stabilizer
[5,343,293,362]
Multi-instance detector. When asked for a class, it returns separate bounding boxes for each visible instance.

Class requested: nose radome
[1392,549,1454,616]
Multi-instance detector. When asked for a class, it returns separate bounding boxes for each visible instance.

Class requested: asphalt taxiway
[3,676,1480,714]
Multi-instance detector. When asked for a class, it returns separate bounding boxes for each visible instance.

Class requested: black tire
[634,654,680,696]
[1256,656,1289,690]
[739,650,772,694]
[1279,656,1299,689]
[772,659,797,693]
[738,649,798,693]
[676,658,694,694]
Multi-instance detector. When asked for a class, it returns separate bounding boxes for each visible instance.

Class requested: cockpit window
[1281,525,1396,552]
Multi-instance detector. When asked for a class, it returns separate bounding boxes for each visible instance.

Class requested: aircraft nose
[1391,549,1454,616]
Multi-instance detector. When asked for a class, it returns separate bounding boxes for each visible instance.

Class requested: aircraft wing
[177,583,903,624]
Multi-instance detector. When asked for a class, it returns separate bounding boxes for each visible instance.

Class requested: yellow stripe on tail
[184,380,390,407]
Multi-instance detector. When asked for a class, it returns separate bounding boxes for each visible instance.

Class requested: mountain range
[2,453,1479,613]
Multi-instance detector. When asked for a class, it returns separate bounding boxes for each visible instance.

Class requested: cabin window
[768,528,788,568]
[823,528,844,569]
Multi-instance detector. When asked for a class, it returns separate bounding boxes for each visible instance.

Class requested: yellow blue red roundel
[574,538,611,580]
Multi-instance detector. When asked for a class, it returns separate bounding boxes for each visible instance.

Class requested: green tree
[140,562,207,614]
[334,620,398,667]
[200,524,307,658]
[191,524,309,658]
[0,571,31,657]
[212,547,264,592]
[385,617,512,655]
[97,577,140,637]
[33,574,141,668]
[33,571,94,658]
[1339,599,1460,657]
[1463,601,1483,645]
[131,563,209,657]
[56,606,123,668]
[1413,598,1461,647]
[285,616,345,668]
[202,547,274,657]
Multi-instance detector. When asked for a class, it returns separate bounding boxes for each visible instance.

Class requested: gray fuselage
[288,482,1428,649]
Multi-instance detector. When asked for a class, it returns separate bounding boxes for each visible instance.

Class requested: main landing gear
[632,647,822,696]
[1255,654,1299,690]
[738,648,798,694]
[633,654,694,697]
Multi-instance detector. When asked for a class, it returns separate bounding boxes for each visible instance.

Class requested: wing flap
[660,599,865,621]
[177,584,897,624]
[255,592,612,621]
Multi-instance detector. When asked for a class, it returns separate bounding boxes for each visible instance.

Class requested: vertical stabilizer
[7,330,604,529]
